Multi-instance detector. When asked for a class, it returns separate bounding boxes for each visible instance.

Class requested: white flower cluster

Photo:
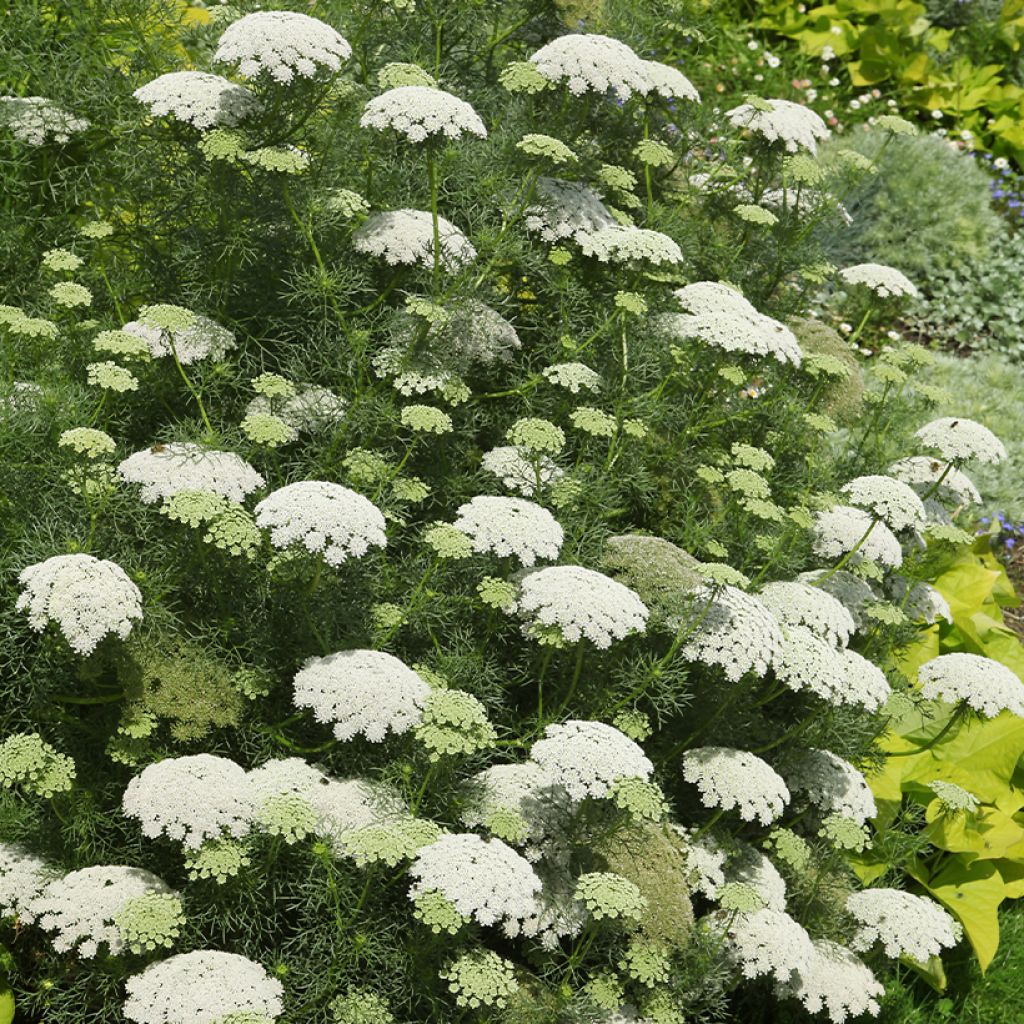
[529,720,652,801]
[213,11,351,84]
[124,312,236,364]
[784,749,876,825]
[514,566,649,647]
[254,481,387,566]
[543,362,602,394]
[709,908,815,981]
[918,652,1024,718]
[409,833,542,929]
[683,747,789,825]
[354,210,476,271]
[840,474,926,532]
[679,830,727,899]
[796,570,876,632]
[122,754,255,849]
[846,889,960,961]
[758,580,855,647]
[481,445,563,497]
[915,417,1007,465]
[728,843,787,911]
[246,384,347,440]
[525,178,617,243]
[893,579,952,624]
[661,281,803,366]
[838,262,918,299]
[361,86,486,142]
[812,505,903,569]
[889,456,980,507]
[772,626,848,703]
[529,34,652,100]
[460,761,558,852]
[17,553,143,655]
[726,98,829,153]
[133,72,261,129]
[777,939,884,1022]
[641,59,700,102]
[838,649,892,711]
[292,649,431,741]
[0,96,89,145]
[0,843,56,922]
[119,443,264,504]
[680,585,783,681]
[123,950,284,1024]
[452,496,564,566]
[28,865,176,958]
[578,226,684,267]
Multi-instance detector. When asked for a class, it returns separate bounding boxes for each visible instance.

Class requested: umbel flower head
[17,553,143,655]
[784,749,876,825]
[0,96,89,145]
[726,97,829,153]
[122,753,255,850]
[914,417,1007,465]
[682,747,790,825]
[840,474,927,532]
[812,505,903,569]
[529,33,651,100]
[837,648,892,711]
[758,580,855,648]
[514,565,649,647]
[213,11,351,84]
[776,939,884,1023]
[888,455,981,507]
[641,59,700,102]
[481,445,563,497]
[452,495,564,566]
[133,72,261,129]
[27,865,180,958]
[0,733,76,797]
[0,843,56,922]
[525,177,617,243]
[440,948,519,1009]
[119,443,264,504]
[706,907,815,982]
[578,226,684,267]
[360,86,486,142]
[409,833,542,930]
[459,761,560,850]
[292,649,431,742]
[772,625,849,704]
[254,480,387,566]
[123,950,284,1024]
[846,889,961,961]
[124,306,236,364]
[838,262,918,300]
[529,720,653,801]
[354,210,476,271]
[918,652,1024,718]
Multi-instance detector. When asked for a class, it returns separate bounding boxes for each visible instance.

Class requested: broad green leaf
[924,804,1024,859]
[0,987,12,1024]
[925,715,1024,805]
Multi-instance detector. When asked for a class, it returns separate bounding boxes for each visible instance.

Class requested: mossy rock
[789,316,864,424]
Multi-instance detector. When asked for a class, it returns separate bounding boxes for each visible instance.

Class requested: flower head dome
[918,652,1024,718]
[118,443,264,504]
[837,649,892,711]
[777,939,884,1022]
[759,580,855,647]
[784,749,876,825]
[528,34,651,100]
[773,626,849,703]
[682,747,790,825]
[0,843,58,923]
[726,98,829,153]
[354,209,476,271]
[481,445,563,497]
[0,96,89,145]
[838,262,918,299]
[133,72,261,129]
[525,178,617,243]
[453,496,564,566]
[578,226,684,267]
[641,60,700,102]
[812,505,903,569]
[840,474,927,532]
[360,86,486,142]
[888,455,981,506]
[846,889,960,961]
[915,417,1007,465]
[707,907,815,982]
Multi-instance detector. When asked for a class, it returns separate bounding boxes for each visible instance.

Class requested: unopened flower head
[440,949,518,1009]
[777,939,884,1022]
[784,748,875,824]
[119,443,264,504]
[254,480,387,566]
[481,445,563,497]
[17,553,143,654]
[578,226,684,267]
[214,11,351,84]
[59,427,116,459]
[683,747,789,825]
[361,86,486,142]
[812,505,903,569]
[759,580,855,647]
[525,178,617,243]
[49,282,91,308]
[575,872,646,921]
[543,362,602,394]
[293,649,431,741]
[838,262,918,299]
[452,496,564,566]
[726,98,829,153]
[354,210,476,271]
[0,96,89,145]
[134,72,261,129]
[529,720,653,801]
[918,652,1024,718]
[529,34,650,101]
[847,889,960,961]
[123,950,284,1024]
[840,474,926,532]
[515,565,649,647]
[915,417,1007,465]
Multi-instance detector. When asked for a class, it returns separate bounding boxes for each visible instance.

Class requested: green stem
[813,519,877,586]
[168,337,215,440]
[887,706,965,757]
[427,151,441,296]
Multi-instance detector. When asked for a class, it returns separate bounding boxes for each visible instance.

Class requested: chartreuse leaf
[924,801,1024,860]
[0,942,14,1024]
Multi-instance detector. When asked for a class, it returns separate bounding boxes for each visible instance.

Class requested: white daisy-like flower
[796,570,877,632]
[784,749,876,825]
[838,262,918,299]
[122,754,255,850]
[707,907,815,981]
[726,98,829,153]
[452,496,564,567]
[915,417,1007,465]
[641,59,700,102]
[837,649,892,711]
[354,209,476,271]
[759,580,855,647]
[918,652,1024,718]
[525,178,617,243]
[360,86,486,142]
[27,865,176,958]
[17,554,143,655]
[773,626,849,703]
[680,585,784,681]
[530,720,653,801]
[847,889,960,961]
[888,455,981,506]
[777,939,884,1022]
[123,313,236,365]
[528,34,651,101]
[682,747,789,825]
[515,565,649,647]
[409,833,542,929]
[123,950,284,1024]
[133,72,261,129]
[292,649,431,742]
[0,843,57,923]
[213,11,351,84]
[481,445,563,497]
[840,474,927,532]
[254,480,387,566]
[0,96,89,145]
[578,225,684,266]
[118,443,264,504]
[812,505,903,569]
